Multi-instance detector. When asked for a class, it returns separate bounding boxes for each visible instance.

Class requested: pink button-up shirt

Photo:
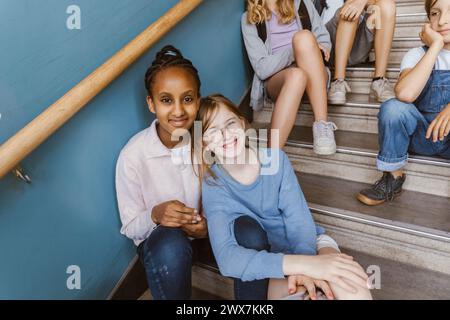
[115,120,201,246]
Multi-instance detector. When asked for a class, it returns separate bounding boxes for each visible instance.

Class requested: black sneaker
[356,172,406,206]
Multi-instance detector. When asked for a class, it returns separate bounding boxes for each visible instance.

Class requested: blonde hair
[191,94,249,184]
[247,0,296,25]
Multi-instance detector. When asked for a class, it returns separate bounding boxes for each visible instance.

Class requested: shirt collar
[144,119,193,161]
[144,119,172,159]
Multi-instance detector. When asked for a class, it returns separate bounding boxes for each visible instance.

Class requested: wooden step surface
[299,172,450,237]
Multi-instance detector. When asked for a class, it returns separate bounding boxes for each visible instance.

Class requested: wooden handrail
[0,0,203,179]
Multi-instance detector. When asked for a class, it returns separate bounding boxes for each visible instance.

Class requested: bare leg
[333,14,359,80]
[266,67,307,148]
[371,0,396,77]
[292,30,328,122]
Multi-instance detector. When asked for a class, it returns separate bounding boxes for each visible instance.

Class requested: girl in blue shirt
[195,94,372,300]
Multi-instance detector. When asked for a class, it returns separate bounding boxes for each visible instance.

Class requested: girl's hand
[182,217,208,239]
[318,44,331,62]
[296,254,369,293]
[340,0,367,22]
[420,23,444,50]
[151,200,201,228]
[287,275,334,300]
[426,103,450,142]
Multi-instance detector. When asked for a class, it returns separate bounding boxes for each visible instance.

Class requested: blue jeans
[137,218,269,300]
[233,216,270,300]
[137,226,193,300]
[377,98,450,172]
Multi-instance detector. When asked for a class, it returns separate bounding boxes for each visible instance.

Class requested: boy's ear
[146,96,156,114]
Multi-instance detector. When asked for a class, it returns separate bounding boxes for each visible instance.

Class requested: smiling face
[429,0,450,42]
[203,104,247,162]
[147,66,200,148]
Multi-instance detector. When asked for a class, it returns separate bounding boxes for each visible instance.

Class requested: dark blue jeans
[137,226,193,300]
[137,216,269,300]
[377,98,450,171]
[233,216,270,300]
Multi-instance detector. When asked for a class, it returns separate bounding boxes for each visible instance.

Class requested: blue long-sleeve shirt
[202,148,325,281]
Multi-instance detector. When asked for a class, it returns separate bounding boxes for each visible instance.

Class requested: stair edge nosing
[310,202,450,244]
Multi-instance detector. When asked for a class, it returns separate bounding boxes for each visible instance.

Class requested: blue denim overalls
[377,46,450,172]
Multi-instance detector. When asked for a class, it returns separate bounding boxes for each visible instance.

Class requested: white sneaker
[370,77,395,102]
[328,79,351,105]
[313,121,337,155]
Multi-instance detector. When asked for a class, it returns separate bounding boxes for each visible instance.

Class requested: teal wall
[0,0,250,299]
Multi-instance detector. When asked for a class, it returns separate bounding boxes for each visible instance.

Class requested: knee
[378,99,413,123]
[285,67,307,85]
[292,30,316,51]
[142,227,192,263]
[375,0,396,18]
[234,216,269,251]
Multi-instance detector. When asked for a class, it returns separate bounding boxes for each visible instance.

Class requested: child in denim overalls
[357,0,450,206]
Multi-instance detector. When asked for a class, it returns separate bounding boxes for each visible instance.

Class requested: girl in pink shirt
[116,46,206,299]
[115,46,277,300]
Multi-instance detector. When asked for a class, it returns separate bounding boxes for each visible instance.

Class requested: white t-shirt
[400,46,450,73]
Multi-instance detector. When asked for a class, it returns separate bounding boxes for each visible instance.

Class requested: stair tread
[394,36,421,40]
[298,172,450,237]
[324,92,380,108]
[252,123,450,167]
[264,92,380,110]
[345,63,400,72]
[287,125,378,151]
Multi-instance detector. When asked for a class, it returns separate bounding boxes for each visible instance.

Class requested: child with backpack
[242,0,338,154]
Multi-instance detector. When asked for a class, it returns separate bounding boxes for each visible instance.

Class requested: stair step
[394,22,422,38]
[396,12,427,24]
[299,173,450,237]
[254,93,380,134]
[192,265,233,300]
[396,1,426,15]
[302,173,450,285]
[345,65,400,94]
[391,37,422,49]
[369,48,408,65]
[344,248,450,300]
[299,93,379,134]
[251,123,450,197]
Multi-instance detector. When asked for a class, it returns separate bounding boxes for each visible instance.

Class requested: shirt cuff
[242,251,285,281]
[316,234,340,252]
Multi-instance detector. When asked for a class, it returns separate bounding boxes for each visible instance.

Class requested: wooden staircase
[190,0,450,300]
